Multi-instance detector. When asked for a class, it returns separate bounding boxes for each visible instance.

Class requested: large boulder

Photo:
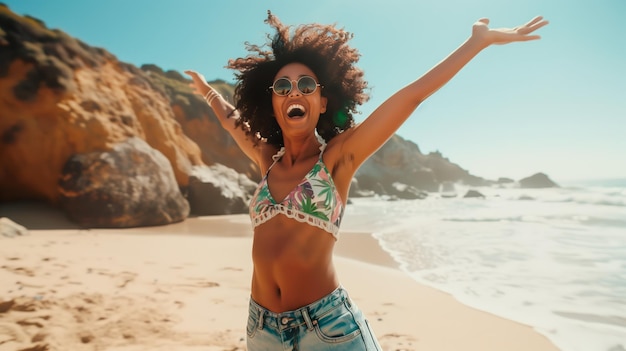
[187,164,257,215]
[519,172,559,189]
[58,138,189,227]
[0,217,28,238]
[463,190,486,198]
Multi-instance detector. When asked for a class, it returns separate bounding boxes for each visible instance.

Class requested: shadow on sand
[0,201,81,230]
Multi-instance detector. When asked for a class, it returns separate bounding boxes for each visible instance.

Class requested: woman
[186,11,547,350]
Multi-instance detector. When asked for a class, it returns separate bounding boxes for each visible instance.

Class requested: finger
[528,19,549,33]
[517,34,541,42]
[517,18,548,35]
[184,70,199,78]
[477,17,490,25]
[518,21,547,36]
[525,16,544,27]
[524,16,548,32]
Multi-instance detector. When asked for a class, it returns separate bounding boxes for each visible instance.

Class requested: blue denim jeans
[246,286,382,350]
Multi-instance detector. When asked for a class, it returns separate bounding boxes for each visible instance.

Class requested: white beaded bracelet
[203,89,222,105]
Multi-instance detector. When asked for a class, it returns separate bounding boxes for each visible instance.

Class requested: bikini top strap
[267,134,326,174]
[316,133,327,160]
[266,147,285,174]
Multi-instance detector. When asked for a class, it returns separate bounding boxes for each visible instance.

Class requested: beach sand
[0,203,559,350]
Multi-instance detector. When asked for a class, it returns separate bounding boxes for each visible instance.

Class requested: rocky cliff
[0,5,257,226]
[0,5,522,227]
[354,134,486,196]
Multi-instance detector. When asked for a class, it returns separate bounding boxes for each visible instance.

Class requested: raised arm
[184,70,262,164]
[342,16,549,170]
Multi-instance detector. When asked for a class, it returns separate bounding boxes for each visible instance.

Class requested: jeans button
[281,317,289,325]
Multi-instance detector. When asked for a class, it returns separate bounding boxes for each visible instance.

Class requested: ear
[320,96,328,114]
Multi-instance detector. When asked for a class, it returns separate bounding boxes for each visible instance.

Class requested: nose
[288,80,301,97]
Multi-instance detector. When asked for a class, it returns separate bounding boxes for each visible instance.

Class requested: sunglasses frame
[269,76,322,96]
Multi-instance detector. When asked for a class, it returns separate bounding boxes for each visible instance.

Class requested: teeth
[287,104,305,114]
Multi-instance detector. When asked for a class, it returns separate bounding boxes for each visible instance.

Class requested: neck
[281,134,322,166]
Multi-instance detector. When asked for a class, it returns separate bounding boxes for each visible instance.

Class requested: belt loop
[301,308,314,331]
[341,287,352,308]
[257,308,265,330]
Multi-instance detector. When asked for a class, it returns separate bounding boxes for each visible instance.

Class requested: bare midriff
[250,215,339,313]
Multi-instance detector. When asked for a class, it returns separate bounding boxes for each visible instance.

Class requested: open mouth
[287,104,306,119]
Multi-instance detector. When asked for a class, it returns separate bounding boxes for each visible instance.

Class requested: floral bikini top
[248,139,344,239]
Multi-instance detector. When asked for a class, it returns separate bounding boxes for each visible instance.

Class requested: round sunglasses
[269,76,322,96]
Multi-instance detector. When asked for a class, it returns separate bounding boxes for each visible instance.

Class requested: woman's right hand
[184,70,211,97]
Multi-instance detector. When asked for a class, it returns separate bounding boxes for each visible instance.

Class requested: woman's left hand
[472,16,549,46]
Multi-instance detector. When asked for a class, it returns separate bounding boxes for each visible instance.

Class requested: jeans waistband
[249,286,350,332]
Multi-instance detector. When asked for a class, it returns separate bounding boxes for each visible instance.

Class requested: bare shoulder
[257,142,282,174]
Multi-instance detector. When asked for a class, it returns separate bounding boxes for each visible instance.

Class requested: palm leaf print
[311,165,334,206]
[300,197,329,221]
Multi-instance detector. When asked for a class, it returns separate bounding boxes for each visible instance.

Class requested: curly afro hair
[227,11,369,147]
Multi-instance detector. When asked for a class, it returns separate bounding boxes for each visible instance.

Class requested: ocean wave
[442,215,529,223]
[347,185,626,351]
[553,311,626,328]
[441,214,626,228]
[541,196,626,208]
[503,188,626,207]
[446,184,626,207]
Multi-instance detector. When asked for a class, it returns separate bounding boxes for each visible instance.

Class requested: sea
[341,178,626,351]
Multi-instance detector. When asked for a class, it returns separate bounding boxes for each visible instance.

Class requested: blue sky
[5,0,625,182]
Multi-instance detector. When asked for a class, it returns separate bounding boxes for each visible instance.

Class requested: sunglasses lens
[272,78,292,96]
[271,76,320,96]
[298,76,318,94]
